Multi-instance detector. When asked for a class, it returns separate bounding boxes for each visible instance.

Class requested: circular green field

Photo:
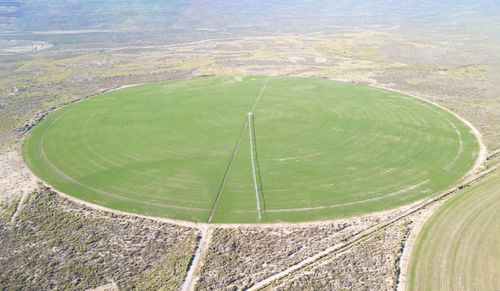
[23,76,479,223]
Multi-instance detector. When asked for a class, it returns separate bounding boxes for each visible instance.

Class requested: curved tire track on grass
[37,112,206,213]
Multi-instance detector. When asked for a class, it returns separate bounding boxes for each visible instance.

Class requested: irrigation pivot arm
[248,112,262,220]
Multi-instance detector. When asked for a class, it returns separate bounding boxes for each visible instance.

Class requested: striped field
[407,157,500,290]
[23,76,479,223]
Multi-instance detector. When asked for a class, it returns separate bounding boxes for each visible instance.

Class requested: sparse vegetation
[0,187,198,290]
[195,210,400,290]
[270,219,413,290]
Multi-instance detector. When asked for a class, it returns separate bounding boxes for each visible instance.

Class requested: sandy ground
[0,147,39,216]
[396,197,447,291]
[84,282,117,291]
[0,40,53,55]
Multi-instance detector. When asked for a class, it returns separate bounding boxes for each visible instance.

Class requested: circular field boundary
[21,77,487,227]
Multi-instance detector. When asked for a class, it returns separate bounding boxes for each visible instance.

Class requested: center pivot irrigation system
[248,112,262,220]
[23,76,480,223]
[206,110,264,223]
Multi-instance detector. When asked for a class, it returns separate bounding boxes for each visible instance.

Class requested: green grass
[407,164,500,290]
[23,76,479,223]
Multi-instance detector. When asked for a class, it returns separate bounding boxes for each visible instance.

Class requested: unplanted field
[23,76,479,223]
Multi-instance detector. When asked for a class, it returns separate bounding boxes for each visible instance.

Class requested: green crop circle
[23,76,479,223]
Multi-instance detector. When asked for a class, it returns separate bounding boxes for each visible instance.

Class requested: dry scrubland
[0,185,198,290]
[195,210,401,290]
[270,219,412,290]
[1,30,499,150]
[1,28,499,290]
